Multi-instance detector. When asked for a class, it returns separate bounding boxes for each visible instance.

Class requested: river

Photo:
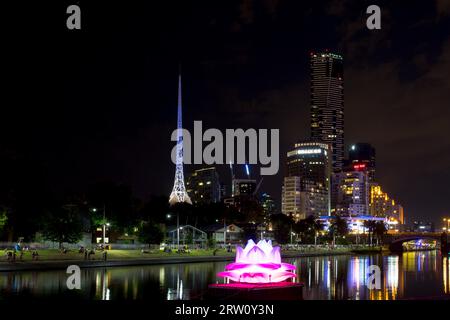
[0,251,449,300]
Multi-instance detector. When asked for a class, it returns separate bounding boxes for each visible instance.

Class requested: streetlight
[91,205,108,248]
[444,218,450,231]
[167,213,180,251]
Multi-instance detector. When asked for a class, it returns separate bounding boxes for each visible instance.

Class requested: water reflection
[443,256,449,294]
[0,251,449,300]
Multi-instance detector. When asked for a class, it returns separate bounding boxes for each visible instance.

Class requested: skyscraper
[282,141,331,221]
[186,167,221,204]
[281,176,302,220]
[310,51,344,173]
[348,143,376,182]
[369,183,404,224]
[169,74,192,205]
[332,163,370,216]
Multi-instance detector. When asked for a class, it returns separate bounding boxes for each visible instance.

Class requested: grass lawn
[1,248,235,263]
[1,246,355,263]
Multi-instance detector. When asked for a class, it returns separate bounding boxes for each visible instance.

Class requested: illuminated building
[281,176,302,220]
[332,163,369,216]
[369,184,404,228]
[260,193,276,217]
[319,215,384,234]
[347,143,376,182]
[186,166,221,204]
[232,178,257,196]
[282,141,331,221]
[412,221,434,233]
[310,51,344,173]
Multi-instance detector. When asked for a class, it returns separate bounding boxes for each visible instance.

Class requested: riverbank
[0,248,355,272]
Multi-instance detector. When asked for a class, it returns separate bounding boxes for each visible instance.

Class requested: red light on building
[353,163,366,170]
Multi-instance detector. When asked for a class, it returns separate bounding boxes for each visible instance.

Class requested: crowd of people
[3,240,39,263]
[2,241,109,263]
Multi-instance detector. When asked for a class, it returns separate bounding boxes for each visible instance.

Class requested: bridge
[383,232,449,252]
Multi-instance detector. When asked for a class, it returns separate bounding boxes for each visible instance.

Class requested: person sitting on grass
[32,250,39,261]
[88,249,95,260]
[164,247,172,253]
[5,249,13,262]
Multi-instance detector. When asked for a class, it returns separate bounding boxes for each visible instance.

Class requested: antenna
[229,160,235,197]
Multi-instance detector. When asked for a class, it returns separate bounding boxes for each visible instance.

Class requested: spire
[169,69,192,205]
[177,72,182,136]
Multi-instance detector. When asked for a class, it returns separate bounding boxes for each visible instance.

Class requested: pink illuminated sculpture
[218,240,296,284]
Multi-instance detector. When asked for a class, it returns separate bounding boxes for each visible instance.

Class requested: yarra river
[1,251,449,300]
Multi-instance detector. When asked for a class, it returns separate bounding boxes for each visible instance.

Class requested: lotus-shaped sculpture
[218,239,296,284]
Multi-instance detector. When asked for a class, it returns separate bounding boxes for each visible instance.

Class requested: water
[0,251,449,300]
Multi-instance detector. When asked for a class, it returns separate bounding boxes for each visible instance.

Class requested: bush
[207,236,217,249]
[138,223,164,245]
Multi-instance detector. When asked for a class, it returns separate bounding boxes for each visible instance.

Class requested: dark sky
[4,0,450,226]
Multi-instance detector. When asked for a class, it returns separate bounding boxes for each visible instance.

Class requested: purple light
[218,240,297,284]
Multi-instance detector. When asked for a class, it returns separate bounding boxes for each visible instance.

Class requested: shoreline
[0,250,354,272]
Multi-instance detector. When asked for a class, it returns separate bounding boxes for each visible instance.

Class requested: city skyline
[5,1,450,226]
[2,1,450,307]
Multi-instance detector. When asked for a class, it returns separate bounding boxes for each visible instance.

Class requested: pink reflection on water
[218,240,296,283]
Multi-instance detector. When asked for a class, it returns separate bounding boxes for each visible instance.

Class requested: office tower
[348,143,376,182]
[282,141,331,221]
[232,178,257,197]
[186,167,221,204]
[281,176,302,220]
[260,193,276,217]
[332,163,370,216]
[310,51,344,173]
[369,183,404,224]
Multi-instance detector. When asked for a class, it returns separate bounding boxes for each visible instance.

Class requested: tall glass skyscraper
[310,52,344,173]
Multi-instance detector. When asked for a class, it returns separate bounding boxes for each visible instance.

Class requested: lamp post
[444,218,450,232]
[177,214,180,249]
[91,206,108,247]
[102,205,107,247]
[223,218,226,247]
[167,213,180,251]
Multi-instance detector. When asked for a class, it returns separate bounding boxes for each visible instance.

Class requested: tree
[328,216,348,245]
[87,182,140,234]
[0,150,51,241]
[0,209,7,232]
[139,195,170,224]
[295,215,324,244]
[363,220,377,245]
[207,236,217,249]
[138,222,164,245]
[42,205,83,249]
[271,214,294,244]
[374,221,387,245]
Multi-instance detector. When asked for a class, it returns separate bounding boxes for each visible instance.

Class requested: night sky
[4,1,450,225]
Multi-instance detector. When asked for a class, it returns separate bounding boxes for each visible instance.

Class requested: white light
[297,149,322,155]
